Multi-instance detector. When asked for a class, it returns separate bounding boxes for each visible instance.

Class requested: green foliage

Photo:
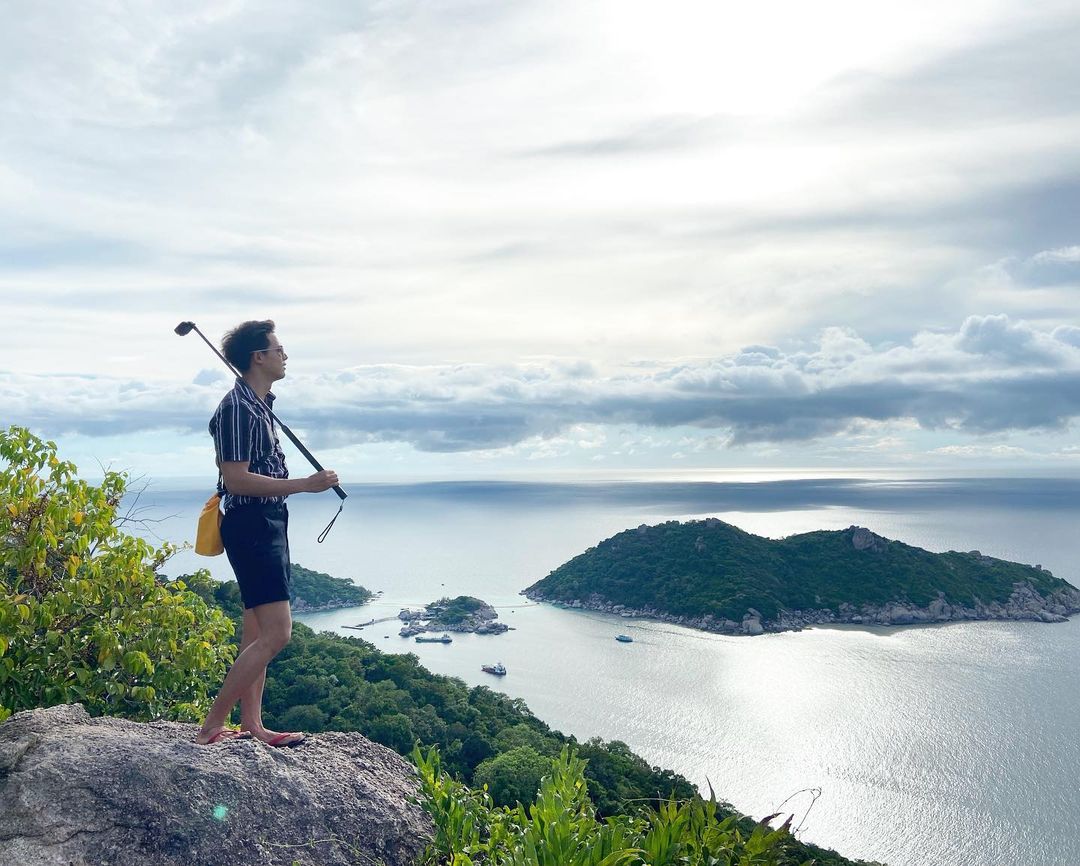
[575,738,695,819]
[174,534,870,865]
[526,518,1071,623]
[413,744,795,866]
[278,703,328,731]
[494,723,560,756]
[0,426,237,723]
[429,595,487,623]
[179,568,244,620]
[197,615,695,816]
[474,745,553,808]
[289,562,372,609]
[237,620,869,862]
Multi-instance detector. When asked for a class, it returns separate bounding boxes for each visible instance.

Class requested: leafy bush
[494,722,560,756]
[0,426,237,723]
[413,744,794,866]
[473,745,553,808]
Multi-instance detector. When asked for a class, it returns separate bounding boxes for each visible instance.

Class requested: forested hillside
[193,573,871,864]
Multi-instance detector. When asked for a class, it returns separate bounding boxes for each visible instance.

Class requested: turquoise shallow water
[142,478,1080,866]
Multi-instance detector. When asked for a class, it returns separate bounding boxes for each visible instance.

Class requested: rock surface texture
[0,703,432,866]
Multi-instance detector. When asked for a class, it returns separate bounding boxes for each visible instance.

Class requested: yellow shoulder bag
[195,493,224,556]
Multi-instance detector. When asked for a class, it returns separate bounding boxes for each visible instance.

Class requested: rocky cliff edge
[0,703,432,866]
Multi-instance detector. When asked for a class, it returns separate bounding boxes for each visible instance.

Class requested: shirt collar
[234,377,275,408]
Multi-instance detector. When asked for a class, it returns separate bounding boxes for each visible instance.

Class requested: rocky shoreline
[522,580,1080,637]
[291,597,368,613]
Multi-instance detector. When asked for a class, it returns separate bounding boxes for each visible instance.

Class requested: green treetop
[0,425,237,724]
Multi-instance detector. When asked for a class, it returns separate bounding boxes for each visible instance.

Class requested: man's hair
[222,320,276,373]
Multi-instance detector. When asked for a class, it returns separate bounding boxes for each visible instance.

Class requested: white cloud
[1032,245,1080,264]
[929,444,1034,458]
[6,314,1080,459]
[2,0,1080,382]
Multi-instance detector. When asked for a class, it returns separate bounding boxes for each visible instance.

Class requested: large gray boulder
[0,703,432,866]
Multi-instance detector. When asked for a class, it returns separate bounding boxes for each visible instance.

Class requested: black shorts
[221,501,292,610]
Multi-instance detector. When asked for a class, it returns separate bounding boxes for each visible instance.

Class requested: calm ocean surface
[137,477,1080,866]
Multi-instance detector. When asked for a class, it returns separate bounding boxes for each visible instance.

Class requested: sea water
[137,477,1080,866]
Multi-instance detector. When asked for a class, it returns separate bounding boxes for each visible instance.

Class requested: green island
[289,562,374,611]
[524,518,1080,635]
[401,595,509,635]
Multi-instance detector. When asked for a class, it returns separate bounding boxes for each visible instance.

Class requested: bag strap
[317,502,343,544]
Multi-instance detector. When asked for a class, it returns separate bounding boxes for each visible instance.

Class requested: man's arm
[220,462,339,498]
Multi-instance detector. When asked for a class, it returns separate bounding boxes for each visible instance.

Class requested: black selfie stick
[174,321,347,502]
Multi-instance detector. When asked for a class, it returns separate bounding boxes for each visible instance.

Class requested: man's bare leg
[196,600,294,744]
[236,606,300,744]
[237,607,266,726]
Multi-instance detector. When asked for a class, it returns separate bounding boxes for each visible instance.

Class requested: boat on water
[615,634,633,643]
[416,633,453,644]
[481,662,507,676]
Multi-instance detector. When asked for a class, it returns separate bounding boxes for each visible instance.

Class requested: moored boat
[416,633,453,644]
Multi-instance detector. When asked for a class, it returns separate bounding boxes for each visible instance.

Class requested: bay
[138,477,1080,866]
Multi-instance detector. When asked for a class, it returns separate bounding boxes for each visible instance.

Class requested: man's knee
[251,600,292,653]
[259,626,291,654]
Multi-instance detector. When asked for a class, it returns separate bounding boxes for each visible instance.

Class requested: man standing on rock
[195,320,339,747]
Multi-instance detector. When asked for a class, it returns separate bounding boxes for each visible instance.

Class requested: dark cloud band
[4,315,1079,453]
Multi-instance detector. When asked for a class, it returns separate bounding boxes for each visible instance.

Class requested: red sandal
[266,731,306,747]
[198,726,253,745]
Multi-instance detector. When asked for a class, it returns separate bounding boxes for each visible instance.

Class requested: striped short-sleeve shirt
[209,378,289,513]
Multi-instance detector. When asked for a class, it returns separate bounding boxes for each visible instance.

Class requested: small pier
[342,616,399,630]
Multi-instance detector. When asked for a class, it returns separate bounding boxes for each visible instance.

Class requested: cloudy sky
[3,0,1080,481]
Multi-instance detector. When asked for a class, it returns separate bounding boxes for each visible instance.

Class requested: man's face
[253,333,288,381]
